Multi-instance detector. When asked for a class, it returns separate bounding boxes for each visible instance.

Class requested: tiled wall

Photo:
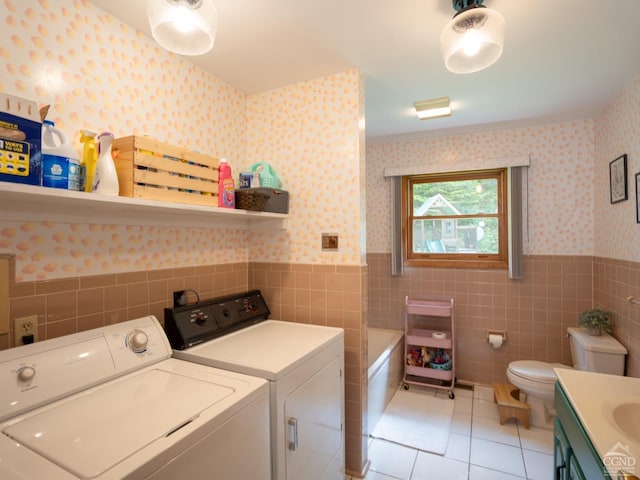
[2,259,370,476]
[594,257,640,377]
[2,256,249,350]
[368,253,595,385]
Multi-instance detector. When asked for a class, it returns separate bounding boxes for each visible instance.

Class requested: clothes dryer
[165,290,345,480]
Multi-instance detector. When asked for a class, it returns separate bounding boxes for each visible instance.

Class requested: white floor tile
[472,398,500,420]
[468,465,526,480]
[364,471,400,480]
[405,384,438,397]
[454,394,473,415]
[451,412,472,436]
[474,385,495,402]
[518,425,554,454]
[522,449,554,480]
[367,439,417,480]
[471,415,520,447]
[453,385,475,398]
[470,438,526,477]
[436,388,457,400]
[411,452,469,480]
[364,382,551,480]
[445,433,471,463]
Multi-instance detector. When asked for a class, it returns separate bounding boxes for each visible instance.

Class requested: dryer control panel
[164,290,270,350]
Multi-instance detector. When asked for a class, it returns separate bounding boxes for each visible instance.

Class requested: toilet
[507,326,627,428]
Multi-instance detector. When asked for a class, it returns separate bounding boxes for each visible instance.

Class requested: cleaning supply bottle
[217,158,235,208]
[94,132,119,196]
[80,129,98,192]
[41,120,81,190]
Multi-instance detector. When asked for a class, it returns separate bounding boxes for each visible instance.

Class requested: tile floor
[359,384,554,480]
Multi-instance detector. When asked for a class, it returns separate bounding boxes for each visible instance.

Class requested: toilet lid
[508,360,569,384]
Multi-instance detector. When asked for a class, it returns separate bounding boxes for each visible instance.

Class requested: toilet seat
[507,360,571,384]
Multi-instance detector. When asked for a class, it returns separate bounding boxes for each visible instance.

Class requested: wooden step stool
[492,383,531,429]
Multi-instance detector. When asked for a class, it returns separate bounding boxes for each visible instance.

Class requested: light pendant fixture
[440,0,505,74]
[146,0,218,56]
[414,97,452,120]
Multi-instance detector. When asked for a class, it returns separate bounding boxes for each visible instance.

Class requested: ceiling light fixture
[146,0,218,56]
[414,97,452,120]
[440,0,505,74]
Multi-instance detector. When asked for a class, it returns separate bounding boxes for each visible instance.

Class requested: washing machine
[0,315,270,480]
[164,290,345,480]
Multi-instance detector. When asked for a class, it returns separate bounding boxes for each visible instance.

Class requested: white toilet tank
[568,326,627,374]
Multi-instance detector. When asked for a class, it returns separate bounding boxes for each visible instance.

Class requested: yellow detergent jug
[80,129,98,192]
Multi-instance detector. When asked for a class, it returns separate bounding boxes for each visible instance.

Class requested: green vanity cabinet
[554,382,606,480]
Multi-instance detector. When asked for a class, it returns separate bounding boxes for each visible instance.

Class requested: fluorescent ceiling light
[147,0,218,56]
[413,97,452,120]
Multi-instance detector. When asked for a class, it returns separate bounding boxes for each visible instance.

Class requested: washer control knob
[126,330,148,353]
[17,366,36,382]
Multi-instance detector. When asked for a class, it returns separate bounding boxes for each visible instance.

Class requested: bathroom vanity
[554,369,640,480]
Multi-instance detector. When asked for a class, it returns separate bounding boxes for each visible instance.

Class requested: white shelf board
[0,182,287,229]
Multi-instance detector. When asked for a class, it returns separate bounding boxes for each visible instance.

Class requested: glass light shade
[147,0,218,56]
[440,6,505,74]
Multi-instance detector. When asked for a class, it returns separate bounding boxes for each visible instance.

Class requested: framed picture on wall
[636,173,640,224]
[610,154,628,204]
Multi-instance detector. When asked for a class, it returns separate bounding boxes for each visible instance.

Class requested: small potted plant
[578,308,614,336]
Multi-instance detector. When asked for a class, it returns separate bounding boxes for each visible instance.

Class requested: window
[402,168,508,269]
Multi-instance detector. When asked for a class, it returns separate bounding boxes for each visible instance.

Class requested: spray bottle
[94,132,119,196]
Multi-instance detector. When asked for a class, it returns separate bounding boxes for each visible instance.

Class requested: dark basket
[235,189,270,211]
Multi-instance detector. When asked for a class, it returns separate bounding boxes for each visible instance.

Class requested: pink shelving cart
[402,296,456,399]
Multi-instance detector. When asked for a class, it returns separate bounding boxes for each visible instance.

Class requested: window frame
[402,168,509,269]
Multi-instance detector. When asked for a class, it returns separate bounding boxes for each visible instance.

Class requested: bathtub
[367,327,404,435]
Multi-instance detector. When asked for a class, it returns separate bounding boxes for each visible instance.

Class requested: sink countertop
[555,368,640,476]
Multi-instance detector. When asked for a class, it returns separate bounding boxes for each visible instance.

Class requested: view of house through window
[403,169,508,268]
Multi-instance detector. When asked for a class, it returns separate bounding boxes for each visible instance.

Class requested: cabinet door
[568,454,586,480]
[284,357,343,480]
[554,418,569,480]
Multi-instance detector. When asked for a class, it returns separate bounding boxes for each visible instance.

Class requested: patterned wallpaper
[1,1,636,281]
[366,120,596,256]
[594,74,640,262]
[0,0,249,282]
[0,0,365,282]
[2,0,246,160]
[245,69,365,265]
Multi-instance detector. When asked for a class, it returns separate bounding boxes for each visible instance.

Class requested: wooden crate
[113,135,218,207]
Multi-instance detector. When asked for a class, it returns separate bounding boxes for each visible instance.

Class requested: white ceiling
[90,0,640,140]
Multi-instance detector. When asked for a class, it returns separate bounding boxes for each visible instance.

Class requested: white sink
[612,402,640,442]
[555,369,640,478]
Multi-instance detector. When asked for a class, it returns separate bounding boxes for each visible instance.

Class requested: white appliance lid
[567,327,628,354]
[508,360,563,383]
[178,320,343,381]
[3,367,233,479]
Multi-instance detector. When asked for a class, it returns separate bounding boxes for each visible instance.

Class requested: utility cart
[402,296,456,399]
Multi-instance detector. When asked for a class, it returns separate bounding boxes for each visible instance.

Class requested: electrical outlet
[14,315,38,346]
[321,233,339,250]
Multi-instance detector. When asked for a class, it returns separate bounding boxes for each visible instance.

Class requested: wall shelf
[0,182,287,229]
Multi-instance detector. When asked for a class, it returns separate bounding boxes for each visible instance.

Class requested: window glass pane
[412,217,498,254]
[412,178,498,216]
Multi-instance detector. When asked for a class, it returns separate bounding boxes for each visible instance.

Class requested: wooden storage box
[113,135,218,207]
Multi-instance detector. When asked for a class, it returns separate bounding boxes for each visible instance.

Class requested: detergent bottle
[217,158,235,208]
[41,120,81,191]
[94,132,119,196]
[79,129,98,192]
